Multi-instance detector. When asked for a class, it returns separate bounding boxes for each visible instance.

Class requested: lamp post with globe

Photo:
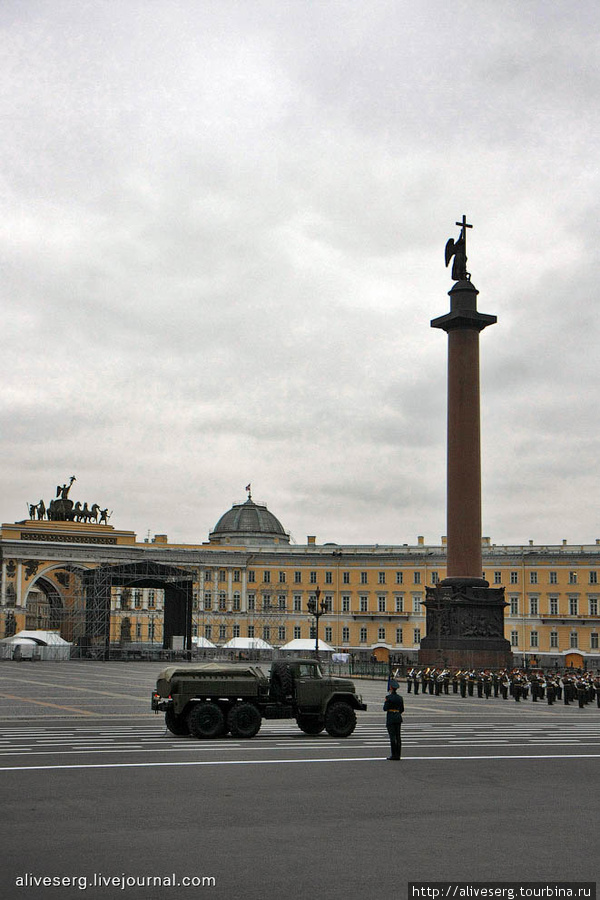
[307,586,327,662]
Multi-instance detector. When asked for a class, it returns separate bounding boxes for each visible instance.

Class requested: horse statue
[86,504,101,523]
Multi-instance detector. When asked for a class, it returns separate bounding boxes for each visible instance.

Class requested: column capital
[431,279,496,332]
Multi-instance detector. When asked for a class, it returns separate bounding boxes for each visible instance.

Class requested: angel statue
[445,215,472,282]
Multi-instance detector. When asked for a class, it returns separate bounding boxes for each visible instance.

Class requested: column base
[418,579,512,670]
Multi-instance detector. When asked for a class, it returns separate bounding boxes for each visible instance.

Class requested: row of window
[243,570,418,585]
[194,591,600,617]
[201,569,600,586]
[510,630,599,650]
[114,588,163,610]
[198,623,422,644]
[509,596,599,616]
[196,593,424,613]
[516,571,596,585]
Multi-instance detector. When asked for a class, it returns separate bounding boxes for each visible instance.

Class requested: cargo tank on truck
[151,658,367,739]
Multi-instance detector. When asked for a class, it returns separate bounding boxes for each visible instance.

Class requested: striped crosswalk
[0,719,599,762]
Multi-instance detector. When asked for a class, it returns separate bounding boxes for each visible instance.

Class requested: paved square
[0,663,597,900]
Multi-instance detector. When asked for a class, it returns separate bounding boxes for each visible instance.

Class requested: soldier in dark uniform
[467,670,476,696]
[415,669,423,695]
[442,669,451,695]
[553,674,562,702]
[492,670,500,698]
[383,679,404,760]
[512,673,522,702]
[452,670,460,694]
[483,671,492,699]
[476,672,484,699]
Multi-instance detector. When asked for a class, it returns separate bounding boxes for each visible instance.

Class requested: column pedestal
[419,578,512,669]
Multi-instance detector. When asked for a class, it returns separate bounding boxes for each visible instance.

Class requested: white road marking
[1,753,600,773]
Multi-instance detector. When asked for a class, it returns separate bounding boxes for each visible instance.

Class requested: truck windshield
[297,664,322,678]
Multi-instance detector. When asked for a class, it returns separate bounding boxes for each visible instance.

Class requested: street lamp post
[307,586,327,662]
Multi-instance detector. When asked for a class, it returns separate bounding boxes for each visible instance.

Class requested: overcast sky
[2,0,600,548]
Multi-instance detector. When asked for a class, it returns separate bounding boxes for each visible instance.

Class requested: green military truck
[151,658,367,739]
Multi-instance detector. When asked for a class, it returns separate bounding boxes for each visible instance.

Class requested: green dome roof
[209,499,290,545]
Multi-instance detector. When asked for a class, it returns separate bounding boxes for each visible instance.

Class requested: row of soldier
[402,667,600,708]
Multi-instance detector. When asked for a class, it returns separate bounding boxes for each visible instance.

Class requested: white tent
[191,636,217,648]
[222,637,274,650]
[278,638,336,653]
[0,630,72,660]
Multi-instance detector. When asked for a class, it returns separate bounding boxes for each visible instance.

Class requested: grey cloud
[2,1,600,547]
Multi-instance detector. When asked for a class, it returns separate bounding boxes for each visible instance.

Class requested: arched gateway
[83,561,193,659]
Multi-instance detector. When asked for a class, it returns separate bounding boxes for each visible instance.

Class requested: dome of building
[208,497,290,546]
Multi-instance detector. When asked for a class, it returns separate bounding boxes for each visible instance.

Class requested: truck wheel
[324,702,357,738]
[165,708,190,736]
[270,662,294,701]
[187,702,226,739]
[228,702,262,738]
[296,715,325,735]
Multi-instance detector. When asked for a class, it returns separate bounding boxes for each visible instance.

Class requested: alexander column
[419,217,512,669]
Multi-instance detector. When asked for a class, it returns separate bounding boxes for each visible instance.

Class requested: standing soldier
[553,674,562,702]
[483,671,492,699]
[562,674,573,705]
[513,672,522,702]
[467,670,476,696]
[383,679,404,761]
[435,669,444,696]
[414,669,422,695]
[594,676,600,708]
[586,675,595,705]
[452,670,460,694]
[422,669,430,695]
[476,672,484,699]
[407,667,415,693]
[492,670,500,698]
[538,673,546,702]
[442,668,451,695]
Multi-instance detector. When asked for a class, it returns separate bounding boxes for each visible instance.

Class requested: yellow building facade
[1,498,599,669]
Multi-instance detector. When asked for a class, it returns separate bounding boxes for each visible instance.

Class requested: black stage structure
[83,560,194,660]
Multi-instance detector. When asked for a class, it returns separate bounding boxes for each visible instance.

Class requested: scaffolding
[12,555,293,659]
[82,560,195,659]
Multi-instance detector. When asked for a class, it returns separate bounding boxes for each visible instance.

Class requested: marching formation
[403,667,600,708]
